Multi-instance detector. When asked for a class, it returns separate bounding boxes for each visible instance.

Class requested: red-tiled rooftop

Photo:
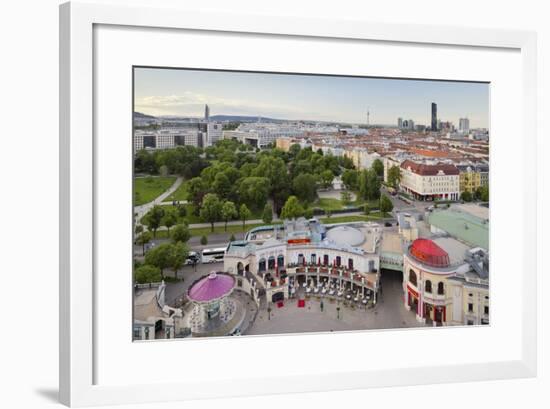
[409,238,450,268]
[401,160,459,176]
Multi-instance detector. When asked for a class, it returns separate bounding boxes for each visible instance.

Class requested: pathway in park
[134,176,183,225]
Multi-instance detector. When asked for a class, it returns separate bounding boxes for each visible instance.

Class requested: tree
[134,264,162,284]
[387,165,402,190]
[340,191,352,206]
[238,177,270,209]
[169,241,188,279]
[341,169,359,190]
[479,185,489,202]
[320,169,334,189]
[239,204,252,231]
[162,210,177,233]
[281,196,304,219]
[262,203,273,224]
[177,204,187,218]
[144,242,173,278]
[213,172,232,200]
[221,201,238,231]
[135,224,143,235]
[200,235,208,245]
[304,207,314,219]
[229,234,236,242]
[144,205,165,238]
[187,177,208,212]
[252,156,290,210]
[461,191,473,202]
[379,195,394,216]
[171,224,190,244]
[359,169,381,201]
[292,173,318,204]
[200,193,222,232]
[372,159,384,178]
[135,231,152,256]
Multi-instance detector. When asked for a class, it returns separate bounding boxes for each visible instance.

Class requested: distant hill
[208,115,284,123]
[134,112,158,120]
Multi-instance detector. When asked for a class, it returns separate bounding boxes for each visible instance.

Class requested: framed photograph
[60,1,537,406]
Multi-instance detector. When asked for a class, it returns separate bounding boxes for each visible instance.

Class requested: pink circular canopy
[187,272,235,302]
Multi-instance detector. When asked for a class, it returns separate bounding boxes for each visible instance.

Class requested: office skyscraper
[204,104,210,121]
[459,117,470,134]
[431,102,437,131]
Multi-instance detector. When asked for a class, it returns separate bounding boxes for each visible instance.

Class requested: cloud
[135,91,314,119]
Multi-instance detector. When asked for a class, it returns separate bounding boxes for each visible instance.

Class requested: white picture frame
[59,1,537,407]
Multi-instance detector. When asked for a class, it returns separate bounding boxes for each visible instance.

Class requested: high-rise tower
[204,104,210,122]
[431,102,438,131]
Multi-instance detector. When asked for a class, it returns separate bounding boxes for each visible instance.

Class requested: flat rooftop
[428,208,489,250]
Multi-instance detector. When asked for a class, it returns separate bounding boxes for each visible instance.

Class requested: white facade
[400,161,460,200]
[207,122,223,146]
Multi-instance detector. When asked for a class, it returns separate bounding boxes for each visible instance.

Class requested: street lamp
[267,303,272,320]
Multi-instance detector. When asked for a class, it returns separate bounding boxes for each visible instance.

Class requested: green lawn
[315,196,379,212]
[164,182,189,202]
[134,176,176,206]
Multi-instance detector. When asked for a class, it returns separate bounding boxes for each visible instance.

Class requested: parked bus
[201,247,226,263]
[185,251,201,265]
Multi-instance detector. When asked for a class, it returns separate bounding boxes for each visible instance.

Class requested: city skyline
[135,67,490,128]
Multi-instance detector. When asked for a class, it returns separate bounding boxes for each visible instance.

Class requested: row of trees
[134,222,191,284]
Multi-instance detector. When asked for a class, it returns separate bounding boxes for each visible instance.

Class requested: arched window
[437,282,445,295]
[425,280,432,293]
[409,269,417,286]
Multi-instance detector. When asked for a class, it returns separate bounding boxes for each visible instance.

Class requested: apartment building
[400,160,460,201]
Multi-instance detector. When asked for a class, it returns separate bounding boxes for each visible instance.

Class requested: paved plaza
[163,263,429,337]
[245,269,427,336]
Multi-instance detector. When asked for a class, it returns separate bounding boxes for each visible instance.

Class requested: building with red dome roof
[403,238,468,325]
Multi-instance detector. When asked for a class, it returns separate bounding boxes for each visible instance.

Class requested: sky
[134,67,490,128]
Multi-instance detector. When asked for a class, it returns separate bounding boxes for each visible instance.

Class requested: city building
[403,238,471,325]
[399,160,460,201]
[224,218,381,306]
[398,118,415,130]
[459,117,470,134]
[204,104,210,121]
[133,281,182,340]
[456,163,489,194]
[343,148,381,170]
[431,102,438,131]
[446,247,490,325]
[207,122,223,145]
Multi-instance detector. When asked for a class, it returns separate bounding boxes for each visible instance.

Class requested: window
[133,328,141,340]
[409,270,417,286]
[437,282,445,295]
[311,254,317,264]
[425,280,432,293]
[468,303,473,313]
